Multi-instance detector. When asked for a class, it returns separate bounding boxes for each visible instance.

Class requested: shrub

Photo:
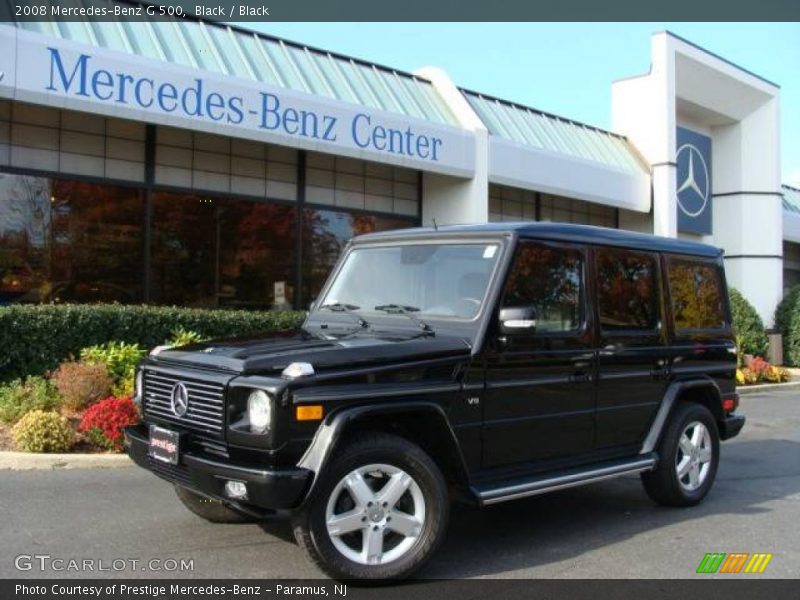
[0,376,60,424]
[737,358,791,385]
[80,341,145,382]
[729,288,768,357]
[79,396,140,452]
[0,304,305,382]
[80,341,144,398]
[12,410,75,453]
[167,326,206,348]
[775,285,800,367]
[50,360,113,411]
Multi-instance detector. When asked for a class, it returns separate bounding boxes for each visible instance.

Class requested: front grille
[147,456,193,486]
[143,370,226,436]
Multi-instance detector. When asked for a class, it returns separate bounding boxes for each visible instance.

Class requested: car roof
[355,222,722,258]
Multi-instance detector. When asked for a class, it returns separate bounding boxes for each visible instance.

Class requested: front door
[482,240,596,469]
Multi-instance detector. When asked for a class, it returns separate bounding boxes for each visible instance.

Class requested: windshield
[318,242,501,321]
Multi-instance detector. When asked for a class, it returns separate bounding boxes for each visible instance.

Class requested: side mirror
[499,306,537,334]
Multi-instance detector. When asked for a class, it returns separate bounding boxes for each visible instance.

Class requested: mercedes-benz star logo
[676,143,710,218]
[170,382,189,417]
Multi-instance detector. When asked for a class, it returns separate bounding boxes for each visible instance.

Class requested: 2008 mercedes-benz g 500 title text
[125,223,744,580]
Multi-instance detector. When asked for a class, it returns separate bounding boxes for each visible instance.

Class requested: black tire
[641,402,720,507]
[292,432,449,581]
[174,485,257,523]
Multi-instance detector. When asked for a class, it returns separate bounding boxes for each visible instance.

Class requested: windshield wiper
[318,302,371,331]
[374,304,435,336]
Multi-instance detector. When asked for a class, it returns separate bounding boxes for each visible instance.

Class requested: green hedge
[0,304,305,382]
[729,287,768,357]
[776,285,800,367]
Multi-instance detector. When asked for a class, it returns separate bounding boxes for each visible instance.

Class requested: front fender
[295,401,469,507]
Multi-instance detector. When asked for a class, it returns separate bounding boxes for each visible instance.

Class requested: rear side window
[501,242,584,334]
[595,248,659,331]
[667,258,726,331]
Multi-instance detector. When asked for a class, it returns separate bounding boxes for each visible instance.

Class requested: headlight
[134,370,143,407]
[247,390,272,433]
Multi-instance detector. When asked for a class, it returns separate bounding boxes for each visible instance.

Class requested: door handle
[650,366,669,380]
[569,372,592,384]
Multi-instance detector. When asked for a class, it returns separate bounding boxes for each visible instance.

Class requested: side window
[667,258,726,331]
[502,242,584,334]
[595,248,659,331]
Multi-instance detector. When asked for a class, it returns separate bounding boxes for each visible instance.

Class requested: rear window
[667,258,726,331]
[595,248,659,331]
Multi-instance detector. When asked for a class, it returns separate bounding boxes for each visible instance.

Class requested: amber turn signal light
[296,405,323,421]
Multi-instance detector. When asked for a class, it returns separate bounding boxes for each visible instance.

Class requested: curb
[0,451,134,470]
[737,381,800,396]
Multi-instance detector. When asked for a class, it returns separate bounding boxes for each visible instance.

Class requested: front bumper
[719,412,746,440]
[124,425,312,512]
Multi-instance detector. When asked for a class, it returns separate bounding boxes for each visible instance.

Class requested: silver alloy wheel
[675,420,713,491]
[325,463,426,566]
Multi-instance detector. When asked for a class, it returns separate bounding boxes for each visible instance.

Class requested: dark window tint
[668,259,726,331]
[596,248,659,331]
[502,242,583,333]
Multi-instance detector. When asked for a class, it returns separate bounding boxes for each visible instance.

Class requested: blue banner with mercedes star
[676,126,713,235]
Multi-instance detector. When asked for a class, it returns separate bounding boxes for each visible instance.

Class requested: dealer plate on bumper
[149,425,180,465]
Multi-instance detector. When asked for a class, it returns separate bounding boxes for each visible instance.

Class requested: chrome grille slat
[150,404,222,426]
[148,390,223,404]
[146,407,223,431]
[148,374,224,391]
[143,370,226,435]
[146,381,223,400]
[148,400,222,418]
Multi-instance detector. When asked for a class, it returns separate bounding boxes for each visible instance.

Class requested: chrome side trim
[478,456,656,506]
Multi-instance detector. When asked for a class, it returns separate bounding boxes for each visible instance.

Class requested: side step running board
[473,453,658,506]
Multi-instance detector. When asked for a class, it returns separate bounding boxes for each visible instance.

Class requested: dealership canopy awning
[11,16,458,127]
[461,90,651,212]
[784,185,800,242]
[464,90,645,174]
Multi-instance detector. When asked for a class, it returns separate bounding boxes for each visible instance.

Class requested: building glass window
[306,152,420,218]
[0,102,422,311]
[540,193,615,227]
[218,201,297,310]
[150,192,298,310]
[0,172,144,304]
[668,258,726,331]
[150,192,218,308]
[595,248,659,331]
[488,184,617,227]
[501,242,584,334]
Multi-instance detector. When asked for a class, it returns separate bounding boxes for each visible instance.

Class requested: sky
[239,22,800,187]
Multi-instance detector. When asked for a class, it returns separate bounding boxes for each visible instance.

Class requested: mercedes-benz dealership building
[0,14,795,324]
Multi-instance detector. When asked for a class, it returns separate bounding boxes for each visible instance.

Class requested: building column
[652,163,678,237]
[415,67,488,225]
[711,99,782,326]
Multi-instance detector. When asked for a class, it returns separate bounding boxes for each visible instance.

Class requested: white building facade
[0,20,793,324]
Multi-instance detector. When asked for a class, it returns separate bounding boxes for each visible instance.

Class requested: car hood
[148,328,472,375]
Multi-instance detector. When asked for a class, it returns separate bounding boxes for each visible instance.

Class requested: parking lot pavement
[0,388,798,579]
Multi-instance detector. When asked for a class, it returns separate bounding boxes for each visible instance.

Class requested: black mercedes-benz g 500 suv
[126,223,744,580]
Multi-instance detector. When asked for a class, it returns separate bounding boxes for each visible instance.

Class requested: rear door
[593,246,668,450]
